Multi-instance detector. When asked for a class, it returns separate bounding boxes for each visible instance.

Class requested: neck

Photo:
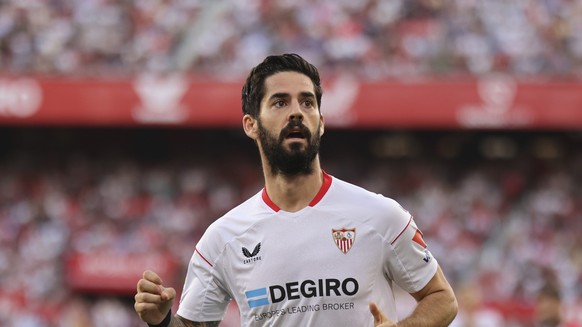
[262,157,323,212]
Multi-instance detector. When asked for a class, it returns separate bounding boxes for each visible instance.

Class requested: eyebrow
[268,91,316,101]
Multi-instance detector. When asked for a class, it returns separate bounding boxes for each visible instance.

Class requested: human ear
[243,114,259,140]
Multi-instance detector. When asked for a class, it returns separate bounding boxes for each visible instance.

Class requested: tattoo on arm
[170,315,220,327]
[192,323,220,327]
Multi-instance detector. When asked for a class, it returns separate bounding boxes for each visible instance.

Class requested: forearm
[396,289,457,327]
[154,313,220,327]
[172,318,220,327]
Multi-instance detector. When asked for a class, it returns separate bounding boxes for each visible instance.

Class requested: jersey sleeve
[383,201,438,294]
[177,228,231,322]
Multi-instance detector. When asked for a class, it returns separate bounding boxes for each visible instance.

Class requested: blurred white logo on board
[0,78,42,118]
[133,73,188,123]
[322,75,358,127]
[478,73,516,115]
[457,73,532,128]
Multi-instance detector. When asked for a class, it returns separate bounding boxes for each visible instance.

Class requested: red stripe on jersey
[390,215,413,245]
[195,248,214,267]
[262,170,333,212]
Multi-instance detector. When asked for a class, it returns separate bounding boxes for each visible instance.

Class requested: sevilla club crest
[332,228,356,254]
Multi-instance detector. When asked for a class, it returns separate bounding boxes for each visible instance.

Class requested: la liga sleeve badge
[332,228,356,254]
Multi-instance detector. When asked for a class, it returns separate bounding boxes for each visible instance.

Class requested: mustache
[278,120,312,142]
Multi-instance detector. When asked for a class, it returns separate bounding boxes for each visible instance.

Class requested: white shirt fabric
[177,171,438,326]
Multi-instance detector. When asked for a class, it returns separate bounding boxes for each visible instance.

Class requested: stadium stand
[0,128,581,326]
[0,0,581,78]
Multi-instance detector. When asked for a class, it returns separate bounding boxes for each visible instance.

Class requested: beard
[257,119,321,176]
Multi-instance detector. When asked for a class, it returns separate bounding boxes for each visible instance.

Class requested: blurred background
[0,0,581,326]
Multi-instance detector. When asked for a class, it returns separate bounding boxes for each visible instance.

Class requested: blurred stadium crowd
[0,129,260,327]
[0,0,581,78]
[0,129,581,327]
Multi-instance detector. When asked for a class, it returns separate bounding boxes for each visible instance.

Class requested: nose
[288,100,303,122]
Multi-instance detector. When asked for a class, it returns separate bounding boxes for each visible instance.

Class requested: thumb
[369,302,393,326]
[160,286,176,302]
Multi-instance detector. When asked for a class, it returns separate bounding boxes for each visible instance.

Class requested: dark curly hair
[241,54,323,118]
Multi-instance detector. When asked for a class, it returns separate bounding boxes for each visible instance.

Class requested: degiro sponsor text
[245,278,359,308]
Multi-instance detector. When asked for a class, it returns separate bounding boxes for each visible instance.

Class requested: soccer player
[134,54,458,327]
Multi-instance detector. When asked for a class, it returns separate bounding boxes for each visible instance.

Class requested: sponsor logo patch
[412,229,427,248]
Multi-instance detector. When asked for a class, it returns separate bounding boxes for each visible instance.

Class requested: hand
[135,270,176,325]
[369,302,397,327]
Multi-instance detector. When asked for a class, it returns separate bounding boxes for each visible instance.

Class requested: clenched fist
[135,270,176,325]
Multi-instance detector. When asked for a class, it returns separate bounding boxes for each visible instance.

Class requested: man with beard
[135,54,458,327]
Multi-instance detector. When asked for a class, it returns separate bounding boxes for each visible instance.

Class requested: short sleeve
[384,209,438,294]
[177,231,231,321]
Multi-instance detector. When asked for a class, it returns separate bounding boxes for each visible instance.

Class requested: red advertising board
[0,74,580,129]
[66,251,178,294]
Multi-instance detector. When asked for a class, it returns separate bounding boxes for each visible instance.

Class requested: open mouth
[285,128,306,140]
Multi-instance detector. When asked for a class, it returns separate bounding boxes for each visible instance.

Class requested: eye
[302,99,314,108]
[274,100,286,108]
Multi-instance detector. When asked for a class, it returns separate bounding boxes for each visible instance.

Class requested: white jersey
[177,171,438,326]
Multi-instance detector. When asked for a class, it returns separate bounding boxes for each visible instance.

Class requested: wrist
[148,310,171,327]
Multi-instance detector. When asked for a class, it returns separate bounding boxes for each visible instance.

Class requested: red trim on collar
[308,170,332,207]
[262,188,280,212]
[262,170,333,212]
